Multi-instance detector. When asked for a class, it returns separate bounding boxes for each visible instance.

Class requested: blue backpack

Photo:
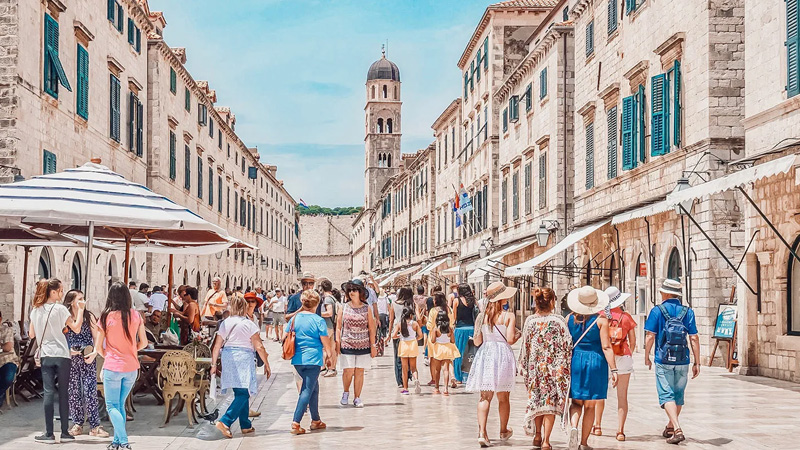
[658,304,689,364]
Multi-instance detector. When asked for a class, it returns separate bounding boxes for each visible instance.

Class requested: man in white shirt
[148,285,168,312]
[129,281,148,314]
[267,288,287,342]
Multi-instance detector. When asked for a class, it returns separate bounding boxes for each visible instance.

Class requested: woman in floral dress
[518,288,572,450]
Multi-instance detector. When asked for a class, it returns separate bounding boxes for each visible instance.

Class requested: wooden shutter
[621,96,635,170]
[464,72,469,99]
[483,37,489,71]
[185,88,190,111]
[539,154,547,209]
[136,101,144,157]
[127,92,135,150]
[525,83,532,111]
[169,131,176,180]
[501,178,507,225]
[184,145,191,189]
[651,74,668,156]
[637,85,646,162]
[672,60,681,147]
[540,67,548,99]
[108,0,115,21]
[608,0,618,34]
[43,150,57,175]
[586,122,595,189]
[476,48,482,82]
[503,108,508,132]
[170,68,176,94]
[470,61,475,91]
[790,0,800,97]
[524,162,532,215]
[208,167,213,206]
[607,106,618,179]
[586,21,594,56]
[110,75,121,142]
[116,4,124,31]
[127,18,134,44]
[76,45,89,119]
[218,176,222,212]
[197,156,203,199]
[512,171,519,221]
[135,27,141,53]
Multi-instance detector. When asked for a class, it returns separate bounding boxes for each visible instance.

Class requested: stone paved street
[1,337,799,450]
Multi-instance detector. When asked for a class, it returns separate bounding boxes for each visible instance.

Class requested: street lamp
[672,177,694,215]
[284,266,290,275]
[478,241,488,259]
[260,257,267,270]
[536,220,559,247]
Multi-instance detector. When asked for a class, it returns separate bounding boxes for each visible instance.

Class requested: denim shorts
[655,363,689,406]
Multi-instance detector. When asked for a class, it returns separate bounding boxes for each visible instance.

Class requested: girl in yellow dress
[430,309,461,396]
[391,307,422,395]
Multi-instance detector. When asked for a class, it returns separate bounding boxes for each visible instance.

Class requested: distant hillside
[297,205,363,216]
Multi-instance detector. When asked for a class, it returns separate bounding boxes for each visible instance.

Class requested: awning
[504,220,610,277]
[378,269,401,287]
[466,237,538,272]
[379,265,421,287]
[411,257,449,281]
[611,199,671,225]
[468,260,499,283]
[441,265,460,277]
[666,154,800,207]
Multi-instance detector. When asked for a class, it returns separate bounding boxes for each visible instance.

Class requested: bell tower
[364,48,402,207]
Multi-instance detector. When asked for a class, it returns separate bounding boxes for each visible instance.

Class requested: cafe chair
[157,350,199,428]
[182,342,211,415]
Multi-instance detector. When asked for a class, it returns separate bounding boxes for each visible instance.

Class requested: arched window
[387,118,393,133]
[371,85,376,99]
[225,275,230,290]
[788,237,800,334]
[128,257,136,282]
[377,118,384,133]
[667,247,682,283]
[383,85,388,98]
[584,259,592,286]
[394,86,398,99]
[183,269,188,285]
[207,274,212,290]
[38,248,52,280]
[387,153,392,167]
[196,272,201,289]
[71,253,82,290]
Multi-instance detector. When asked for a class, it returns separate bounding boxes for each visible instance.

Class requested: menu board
[712,304,737,340]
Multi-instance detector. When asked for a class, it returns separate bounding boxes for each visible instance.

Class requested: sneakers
[118,445,132,450]
[248,409,261,417]
[413,378,421,395]
[60,434,75,442]
[353,397,364,408]
[68,424,83,436]
[568,427,579,450]
[90,426,110,438]
[340,392,350,406]
[400,389,410,395]
[34,433,56,444]
[323,369,338,378]
[106,444,119,450]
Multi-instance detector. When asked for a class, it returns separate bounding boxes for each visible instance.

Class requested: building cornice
[431,99,462,131]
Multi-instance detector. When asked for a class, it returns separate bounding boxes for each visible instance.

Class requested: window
[501,177,508,226]
[482,184,488,229]
[76,45,89,119]
[218,130,222,148]
[524,162,532,215]
[483,36,489,71]
[625,0,640,15]
[586,20,594,57]
[184,88,191,111]
[512,171,519,221]
[608,0,618,34]
[209,119,214,138]
[127,92,143,157]
[586,122,595,189]
[476,48,482,82]
[540,68,548,99]
[502,108,508,132]
[470,61,475,91]
[789,0,800,98]
[622,85,647,170]
[43,150,57,174]
[208,167,213,206]
[184,144,191,190]
[227,186,231,218]
[218,176,223,213]
[43,14,71,99]
[563,6,569,21]
[651,61,681,156]
[170,68,177,94]
[509,95,519,122]
[168,131,176,180]
[525,83,532,111]
[108,0,123,32]
[667,247,683,283]
[464,72,469,99]
[484,106,488,140]
[198,103,208,125]
[197,156,203,199]
[227,143,231,158]
[607,106,618,179]
[539,154,547,209]
[788,236,800,334]
[109,75,121,142]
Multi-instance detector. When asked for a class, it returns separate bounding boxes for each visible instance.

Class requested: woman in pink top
[93,282,147,450]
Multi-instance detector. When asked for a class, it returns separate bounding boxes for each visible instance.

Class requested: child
[391,307,422,395]
[429,309,461,396]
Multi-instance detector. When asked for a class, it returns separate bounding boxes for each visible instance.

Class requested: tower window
[387,118,393,133]
[371,85,376,99]
[377,118,384,133]
[387,154,392,167]
[383,85,388,98]
[394,86,398,99]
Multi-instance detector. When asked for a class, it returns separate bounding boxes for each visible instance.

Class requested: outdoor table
[134,349,168,405]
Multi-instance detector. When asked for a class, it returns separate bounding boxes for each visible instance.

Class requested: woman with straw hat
[565,286,618,450]
[466,281,520,447]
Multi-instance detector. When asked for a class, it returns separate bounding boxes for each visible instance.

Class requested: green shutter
[621,96,635,170]
[116,4,124,32]
[607,106,618,179]
[540,67,548,99]
[44,14,70,96]
[136,101,143,157]
[110,75,120,142]
[789,0,800,97]
[218,176,223,212]
[43,150,57,175]
[637,85,646,162]
[127,92,135,150]
[586,21,594,56]
[197,156,203,199]
[108,0,115,21]
[539,154,546,209]
[135,27,141,53]
[169,131,176,180]
[483,37,489,71]
[502,107,508,132]
[464,72,469,99]
[626,0,637,15]
[76,45,89,119]
[170,68,176,94]
[127,18,134,44]
[470,61,475,91]
[525,83,532,111]
[185,87,190,111]
[608,0,618,34]
[672,60,681,147]
[651,74,668,156]
[184,145,191,189]
[586,122,595,189]
[476,48,482,82]
[208,167,213,206]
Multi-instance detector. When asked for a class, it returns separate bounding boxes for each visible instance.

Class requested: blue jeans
[220,388,251,430]
[655,363,689,406]
[41,357,71,435]
[0,362,17,405]
[421,326,429,357]
[293,365,321,423]
[103,369,137,445]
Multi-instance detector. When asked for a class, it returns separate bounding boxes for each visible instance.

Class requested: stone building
[298,214,354,286]
[0,0,299,318]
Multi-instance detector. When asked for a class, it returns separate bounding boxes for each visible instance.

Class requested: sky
[152,0,492,207]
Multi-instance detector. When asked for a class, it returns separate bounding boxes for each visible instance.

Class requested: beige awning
[411,257,449,281]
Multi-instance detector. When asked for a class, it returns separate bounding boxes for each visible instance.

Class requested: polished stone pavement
[1,336,799,450]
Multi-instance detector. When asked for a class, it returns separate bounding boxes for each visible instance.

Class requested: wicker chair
[157,350,198,427]
[182,341,211,415]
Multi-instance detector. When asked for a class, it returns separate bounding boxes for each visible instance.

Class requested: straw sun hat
[485,281,518,303]
[567,285,610,315]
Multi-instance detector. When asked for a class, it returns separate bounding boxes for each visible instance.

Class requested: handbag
[34,304,55,367]
[461,338,479,373]
[281,316,297,360]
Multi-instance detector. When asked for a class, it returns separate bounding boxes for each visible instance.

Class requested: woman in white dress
[466,282,521,447]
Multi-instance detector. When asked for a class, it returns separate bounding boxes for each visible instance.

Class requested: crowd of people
[0,268,703,449]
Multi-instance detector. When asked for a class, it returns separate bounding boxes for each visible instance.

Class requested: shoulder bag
[34,304,56,367]
[281,315,297,360]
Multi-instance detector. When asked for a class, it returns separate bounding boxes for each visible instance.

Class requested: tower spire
[381,43,386,58]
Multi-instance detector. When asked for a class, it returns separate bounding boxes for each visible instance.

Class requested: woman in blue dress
[565,286,618,450]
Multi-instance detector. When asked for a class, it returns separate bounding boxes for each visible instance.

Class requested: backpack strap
[657,303,671,319]
[676,305,688,321]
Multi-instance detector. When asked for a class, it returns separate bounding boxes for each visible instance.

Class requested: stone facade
[0,0,300,320]
[299,214,354,286]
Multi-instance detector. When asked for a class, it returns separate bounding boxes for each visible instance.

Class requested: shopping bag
[461,338,478,374]
[208,374,217,401]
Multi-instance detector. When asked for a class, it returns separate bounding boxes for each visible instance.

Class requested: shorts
[655,363,689,406]
[273,312,286,326]
[339,353,371,370]
[615,354,634,375]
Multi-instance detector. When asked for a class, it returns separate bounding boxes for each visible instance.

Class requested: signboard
[638,262,647,277]
[712,303,738,339]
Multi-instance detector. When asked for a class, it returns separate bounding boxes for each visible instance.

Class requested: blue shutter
[197,156,203,199]
[651,74,668,156]
[621,96,635,170]
[127,18,134,44]
[608,0,618,34]
[169,131,176,180]
[108,0,115,21]
[525,83,532,111]
[585,122,595,189]
[483,37,489,71]
[109,75,120,142]
[672,60,681,147]
[626,0,637,15]
[789,0,800,97]
[607,106,618,179]
[184,145,191,189]
[540,67,548,99]
[76,45,89,119]
[586,21,594,56]
[637,85,646,162]
[43,150,57,175]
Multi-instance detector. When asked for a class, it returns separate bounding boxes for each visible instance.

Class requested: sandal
[310,420,327,431]
[533,433,542,448]
[616,432,626,442]
[541,445,552,450]
[291,422,306,435]
[215,421,232,439]
[499,427,513,442]
[591,425,602,436]
[663,425,675,438]
[666,428,685,444]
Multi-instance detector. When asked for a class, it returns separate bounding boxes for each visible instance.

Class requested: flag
[298,199,309,209]
[452,200,461,228]
[458,185,473,215]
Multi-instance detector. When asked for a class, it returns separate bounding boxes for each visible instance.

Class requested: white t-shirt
[217,316,260,349]
[148,292,168,311]
[377,296,390,315]
[130,289,148,312]
[30,303,71,359]
[272,296,286,313]
[392,301,406,329]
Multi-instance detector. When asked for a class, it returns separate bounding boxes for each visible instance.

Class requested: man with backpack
[644,278,700,445]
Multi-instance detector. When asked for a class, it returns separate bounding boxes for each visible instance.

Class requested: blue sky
[153,0,491,207]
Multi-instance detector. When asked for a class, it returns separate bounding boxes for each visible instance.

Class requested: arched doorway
[128,257,137,282]
[38,247,53,280]
[788,236,800,334]
[667,247,682,283]
[71,252,83,291]
[195,272,201,289]
[107,255,118,289]
[225,275,230,290]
